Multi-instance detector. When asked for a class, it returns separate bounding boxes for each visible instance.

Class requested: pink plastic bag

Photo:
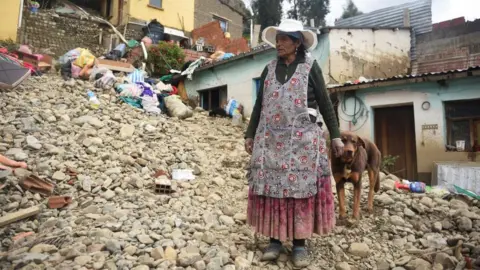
[71,64,81,78]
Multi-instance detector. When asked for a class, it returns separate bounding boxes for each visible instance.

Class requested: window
[213,16,228,32]
[445,99,480,151]
[149,0,162,8]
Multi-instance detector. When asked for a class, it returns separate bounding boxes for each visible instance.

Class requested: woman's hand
[331,138,344,158]
[245,138,254,155]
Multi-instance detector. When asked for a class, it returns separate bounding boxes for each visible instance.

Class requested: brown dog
[331,131,381,223]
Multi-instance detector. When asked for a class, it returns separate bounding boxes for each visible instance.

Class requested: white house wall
[327,28,411,84]
[337,77,480,179]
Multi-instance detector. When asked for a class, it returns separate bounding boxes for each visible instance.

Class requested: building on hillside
[185,27,412,115]
[0,0,23,41]
[328,66,480,187]
[334,0,432,72]
[414,18,480,74]
[194,0,247,39]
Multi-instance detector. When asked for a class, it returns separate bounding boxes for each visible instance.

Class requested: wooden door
[374,105,418,180]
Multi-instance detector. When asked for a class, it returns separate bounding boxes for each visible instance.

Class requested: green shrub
[146,42,185,76]
[0,39,19,52]
[381,155,399,173]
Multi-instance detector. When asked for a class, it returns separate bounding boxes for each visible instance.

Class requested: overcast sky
[243,0,480,26]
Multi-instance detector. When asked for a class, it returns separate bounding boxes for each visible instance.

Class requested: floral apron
[249,57,330,199]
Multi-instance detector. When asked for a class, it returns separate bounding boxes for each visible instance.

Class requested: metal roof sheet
[328,66,480,91]
[334,0,432,60]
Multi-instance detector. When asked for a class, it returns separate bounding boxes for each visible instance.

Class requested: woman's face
[276,34,300,58]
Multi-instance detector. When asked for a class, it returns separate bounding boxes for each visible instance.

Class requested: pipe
[250,19,253,47]
[18,0,24,29]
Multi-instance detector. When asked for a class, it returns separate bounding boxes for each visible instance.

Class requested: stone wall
[194,0,243,39]
[413,18,480,74]
[18,10,109,57]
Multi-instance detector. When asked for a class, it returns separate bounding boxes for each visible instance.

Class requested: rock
[73,115,104,128]
[377,259,390,270]
[137,234,154,244]
[348,243,370,258]
[103,189,116,200]
[336,262,351,270]
[30,244,58,254]
[420,197,435,208]
[124,246,137,256]
[52,171,66,181]
[120,124,135,139]
[75,255,92,266]
[405,258,432,270]
[233,213,247,222]
[457,217,473,231]
[105,239,121,253]
[26,135,42,150]
[194,260,206,270]
[151,246,164,260]
[164,246,177,262]
[377,193,394,205]
[132,265,149,270]
[202,231,216,244]
[219,215,235,226]
[404,208,416,218]
[432,221,443,232]
[390,215,405,226]
[178,251,202,267]
[234,257,251,270]
[450,199,469,210]
[434,252,456,269]
[212,177,225,186]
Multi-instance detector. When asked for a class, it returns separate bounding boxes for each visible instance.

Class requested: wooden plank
[0,205,41,227]
[97,59,135,73]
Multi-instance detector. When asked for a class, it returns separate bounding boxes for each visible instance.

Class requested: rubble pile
[0,75,479,270]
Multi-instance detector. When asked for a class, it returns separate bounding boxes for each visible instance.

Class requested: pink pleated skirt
[247,175,335,241]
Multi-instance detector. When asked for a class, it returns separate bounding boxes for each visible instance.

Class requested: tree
[251,0,283,31]
[287,0,330,28]
[341,0,363,19]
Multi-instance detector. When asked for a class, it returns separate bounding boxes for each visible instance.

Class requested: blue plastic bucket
[30,7,38,13]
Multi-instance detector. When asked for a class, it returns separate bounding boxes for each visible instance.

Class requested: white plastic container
[87,90,100,110]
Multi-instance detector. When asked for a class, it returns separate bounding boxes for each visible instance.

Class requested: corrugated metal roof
[334,0,432,60]
[328,66,480,91]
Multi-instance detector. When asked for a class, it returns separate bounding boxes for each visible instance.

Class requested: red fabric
[247,175,335,241]
[171,86,178,95]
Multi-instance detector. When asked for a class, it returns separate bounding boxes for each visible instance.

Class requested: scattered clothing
[181,57,205,80]
[94,71,116,90]
[128,69,145,83]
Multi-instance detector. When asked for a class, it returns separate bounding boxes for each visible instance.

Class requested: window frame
[148,0,163,9]
[445,99,480,151]
[213,15,229,33]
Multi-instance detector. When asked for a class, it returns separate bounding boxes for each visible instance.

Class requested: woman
[244,19,344,268]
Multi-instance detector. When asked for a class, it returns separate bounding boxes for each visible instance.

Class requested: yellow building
[101,0,194,39]
[0,0,22,41]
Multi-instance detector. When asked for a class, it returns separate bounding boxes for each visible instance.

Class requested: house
[0,0,23,41]
[329,66,480,185]
[84,0,194,41]
[185,27,412,115]
[194,0,247,39]
[335,0,432,72]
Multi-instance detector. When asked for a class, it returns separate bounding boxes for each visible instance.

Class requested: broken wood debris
[0,205,42,228]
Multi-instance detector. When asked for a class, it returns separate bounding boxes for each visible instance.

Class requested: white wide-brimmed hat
[262,19,318,51]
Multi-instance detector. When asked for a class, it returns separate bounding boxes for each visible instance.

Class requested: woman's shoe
[292,246,310,268]
[261,242,283,261]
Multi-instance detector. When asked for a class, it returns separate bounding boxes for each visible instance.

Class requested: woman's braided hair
[288,35,307,58]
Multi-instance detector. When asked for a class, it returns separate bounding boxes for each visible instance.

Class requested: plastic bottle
[87,91,100,110]
[395,181,426,193]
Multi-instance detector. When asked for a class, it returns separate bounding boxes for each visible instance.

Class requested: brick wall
[184,49,210,62]
[18,10,109,57]
[194,0,243,39]
[414,18,480,74]
[191,21,249,54]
